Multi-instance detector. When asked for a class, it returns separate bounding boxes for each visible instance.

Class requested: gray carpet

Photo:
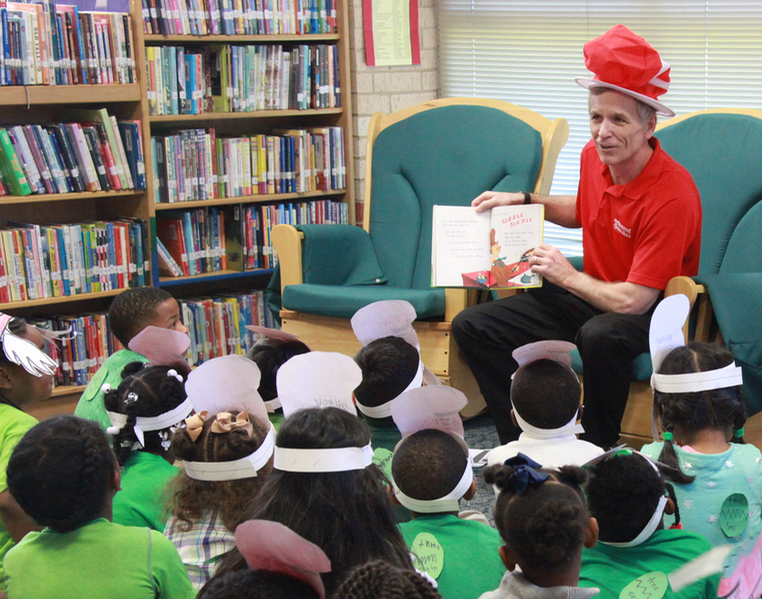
[461,413,501,525]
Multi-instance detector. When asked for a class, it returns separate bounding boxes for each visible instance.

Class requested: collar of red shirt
[599,137,666,201]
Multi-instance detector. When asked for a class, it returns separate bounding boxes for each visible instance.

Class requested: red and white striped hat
[575,24,674,117]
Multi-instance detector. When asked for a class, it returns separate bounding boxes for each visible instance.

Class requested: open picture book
[431,203,545,289]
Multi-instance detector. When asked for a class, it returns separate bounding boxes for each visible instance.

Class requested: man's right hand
[472,191,526,212]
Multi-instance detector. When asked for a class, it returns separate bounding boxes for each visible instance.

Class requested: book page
[431,205,491,288]
[489,204,544,289]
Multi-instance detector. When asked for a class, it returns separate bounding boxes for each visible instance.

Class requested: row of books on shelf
[156,198,348,276]
[150,126,344,204]
[146,43,339,116]
[0,218,149,304]
[0,3,135,86]
[140,0,337,36]
[0,112,146,197]
[28,291,274,385]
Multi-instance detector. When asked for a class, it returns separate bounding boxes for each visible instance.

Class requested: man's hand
[472,191,524,212]
[529,243,576,286]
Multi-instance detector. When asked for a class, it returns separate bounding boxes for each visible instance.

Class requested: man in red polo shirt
[452,25,702,448]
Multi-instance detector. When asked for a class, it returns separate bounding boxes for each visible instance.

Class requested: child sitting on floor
[486,341,602,468]
[334,560,443,599]
[0,314,57,592]
[580,450,719,599]
[104,362,194,531]
[167,355,275,589]
[3,415,194,599]
[480,454,599,599]
[76,287,190,429]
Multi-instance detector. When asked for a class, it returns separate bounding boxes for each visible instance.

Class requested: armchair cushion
[571,349,652,382]
[282,284,446,320]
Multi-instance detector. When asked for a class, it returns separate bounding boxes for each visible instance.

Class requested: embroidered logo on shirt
[613,218,632,239]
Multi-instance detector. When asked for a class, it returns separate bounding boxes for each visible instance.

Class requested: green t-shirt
[113,451,179,532]
[74,349,147,429]
[3,518,195,599]
[580,529,720,599]
[0,404,37,592]
[400,514,506,599]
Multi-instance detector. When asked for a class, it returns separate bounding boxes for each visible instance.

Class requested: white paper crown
[512,340,577,370]
[391,385,467,439]
[128,326,191,370]
[351,300,420,349]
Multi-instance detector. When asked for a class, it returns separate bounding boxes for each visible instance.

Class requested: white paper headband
[107,397,195,447]
[512,403,584,439]
[183,427,275,481]
[599,495,668,548]
[273,444,374,473]
[652,363,743,394]
[356,360,424,419]
[393,461,473,514]
[264,397,282,413]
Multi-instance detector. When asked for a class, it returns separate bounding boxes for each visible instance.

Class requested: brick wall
[347,0,439,224]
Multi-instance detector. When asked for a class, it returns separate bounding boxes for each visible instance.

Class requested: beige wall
[347,0,440,223]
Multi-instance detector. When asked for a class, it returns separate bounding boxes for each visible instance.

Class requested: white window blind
[439,1,762,256]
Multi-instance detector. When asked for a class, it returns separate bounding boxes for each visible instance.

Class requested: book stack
[0,3,136,86]
[150,126,345,204]
[0,114,146,196]
[30,312,123,386]
[146,43,340,116]
[156,207,226,277]
[0,218,149,303]
[178,290,275,367]
[141,0,337,35]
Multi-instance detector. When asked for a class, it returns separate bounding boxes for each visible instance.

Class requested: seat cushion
[282,284,447,320]
[571,349,652,382]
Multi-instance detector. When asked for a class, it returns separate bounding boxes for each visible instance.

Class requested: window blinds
[439,1,762,255]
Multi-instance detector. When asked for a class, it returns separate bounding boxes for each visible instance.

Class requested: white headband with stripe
[274,444,374,473]
[107,397,194,447]
[183,427,275,481]
[393,461,473,514]
[652,363,744,394]
[356,359,424,419]
[512,403,584,439]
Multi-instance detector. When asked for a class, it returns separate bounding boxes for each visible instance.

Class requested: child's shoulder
[0,403,38,440]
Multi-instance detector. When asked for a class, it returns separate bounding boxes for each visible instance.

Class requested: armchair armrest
[665,275,711,342]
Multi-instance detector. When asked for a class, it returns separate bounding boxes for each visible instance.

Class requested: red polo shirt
[575,137,701,290]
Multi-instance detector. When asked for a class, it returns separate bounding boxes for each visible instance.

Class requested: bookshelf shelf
[0,84,142,106]
[0,289,125,311]
[154,188,347,210]
[143,33,340,44]
[158,268,274,286]
[0,189,143,206]
[52,384,88,397]
[148,108,343,124]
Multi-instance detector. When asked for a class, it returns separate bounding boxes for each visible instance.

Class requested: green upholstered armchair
[271,98,569,416]
[572,108,762,447]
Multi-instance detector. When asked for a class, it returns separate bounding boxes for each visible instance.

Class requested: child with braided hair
[640,342,762,548]
[3,415,194,599]
[0,313,57,592]
[104,362,194,531]
[479,454,599,599]
[334,560,443,599]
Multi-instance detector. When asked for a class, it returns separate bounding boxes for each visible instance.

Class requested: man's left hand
[529,243,575,287]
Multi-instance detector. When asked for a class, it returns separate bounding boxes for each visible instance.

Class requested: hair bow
[185,411,209,442]
[503,453,549,495]
[211,411,254,437]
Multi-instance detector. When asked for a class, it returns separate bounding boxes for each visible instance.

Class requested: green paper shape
[720,493,749,538]
[372,448,394,482]
[619,571,668,599]
[411,532,444,579]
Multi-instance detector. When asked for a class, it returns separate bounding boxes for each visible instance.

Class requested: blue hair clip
[503,453,550,495]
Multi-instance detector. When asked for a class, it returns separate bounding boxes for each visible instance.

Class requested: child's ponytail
[657,431,695,484]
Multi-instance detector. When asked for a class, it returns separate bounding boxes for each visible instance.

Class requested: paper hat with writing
[351,300,420,350]
[244,325,310,348]
[391,385,467,440]
[236,520,331,599]
[0,313,57,377]
[575,24,674,117]
[649,294,743,394]
[276,351,362,417]
[185,355,271,432]
[128,326,191,373]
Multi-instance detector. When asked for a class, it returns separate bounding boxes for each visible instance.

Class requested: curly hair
[169,412,273,531]
[354,337,420,409]
[654,343,745,482]
[511,359,581,428]
[212,408,413,596]
[108,287,173,347]
[483,462,589,569]
[334,560,442,599]
[197,569,320,599]
[103,362,189,466]
[247,338,310,402]
[7,415,115,532]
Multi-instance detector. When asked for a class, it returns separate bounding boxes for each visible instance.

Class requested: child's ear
[584,517,599,549]
[498,545,517,571]
[577,403,584,421]
[665,497,676,516]
[510,409,519,428]
[0,365,14,390]
[387,485,401,506]
[110,455,122,492]
[463,479,477,501]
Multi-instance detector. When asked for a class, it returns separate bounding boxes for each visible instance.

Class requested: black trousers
[451,283,653,447]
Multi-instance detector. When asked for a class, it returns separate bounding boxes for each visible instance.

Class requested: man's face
[588,90,655,173]
[146,298,190,334]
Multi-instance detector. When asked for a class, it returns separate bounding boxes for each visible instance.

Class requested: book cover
[431,203,545,289]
